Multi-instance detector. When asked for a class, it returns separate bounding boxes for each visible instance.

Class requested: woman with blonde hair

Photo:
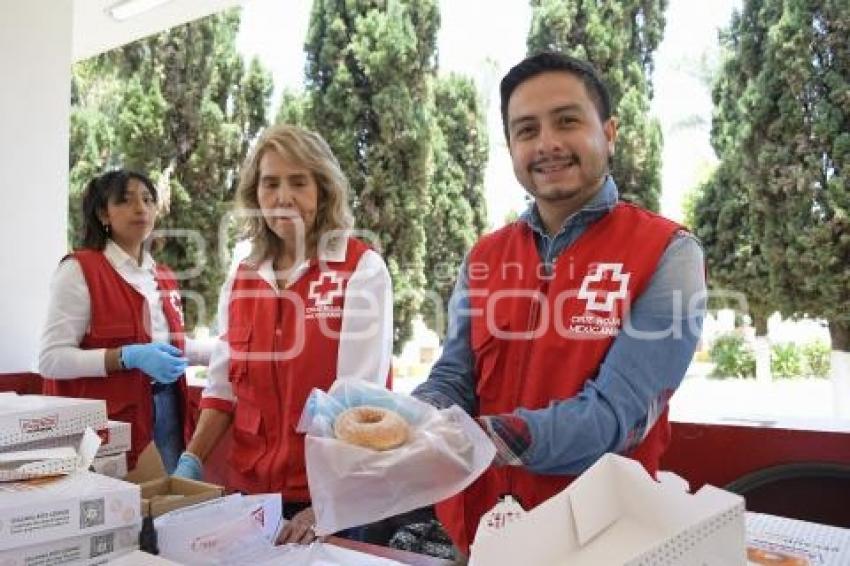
[173,124,393,544]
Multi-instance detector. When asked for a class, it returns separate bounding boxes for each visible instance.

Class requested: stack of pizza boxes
[4,418,133,481]
[0,393,142,564]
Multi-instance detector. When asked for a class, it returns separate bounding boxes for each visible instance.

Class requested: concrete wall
[0,1,73,372]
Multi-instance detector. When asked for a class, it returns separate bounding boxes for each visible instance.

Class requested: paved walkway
[671,371,840,422]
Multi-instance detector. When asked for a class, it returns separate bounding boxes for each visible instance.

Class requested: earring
[103,223,111,235]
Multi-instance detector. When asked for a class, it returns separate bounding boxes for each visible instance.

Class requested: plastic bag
[389,519,456,560]
[298,379,496,536]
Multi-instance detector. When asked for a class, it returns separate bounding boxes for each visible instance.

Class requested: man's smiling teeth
[534,160,575,173]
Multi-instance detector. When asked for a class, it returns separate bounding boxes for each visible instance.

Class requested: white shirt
[201,241,393,407]
[39,241,212,379]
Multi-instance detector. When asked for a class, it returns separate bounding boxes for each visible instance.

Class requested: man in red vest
[413,51,706,556]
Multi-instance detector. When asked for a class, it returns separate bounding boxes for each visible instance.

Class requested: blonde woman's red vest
[224,238,374,502]
[42,250,190,469]
[437,203,682,553]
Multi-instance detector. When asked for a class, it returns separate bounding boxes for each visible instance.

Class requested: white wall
[0,1,72,372]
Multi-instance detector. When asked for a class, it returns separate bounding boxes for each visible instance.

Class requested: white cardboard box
[1,420,132,458]
[746,512,850,565]
[0,522,140,565]
[0,470,140,551]
[470,453,747,566]
[0,394,107,449]
[0,428,100,482]
[0,446,81,481]
[92,452,128,480]
[94,420,131,457]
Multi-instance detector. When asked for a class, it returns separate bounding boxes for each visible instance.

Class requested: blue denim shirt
[413,177,706,475]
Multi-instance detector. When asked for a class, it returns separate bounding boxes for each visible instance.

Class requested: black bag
[389,518,456,560]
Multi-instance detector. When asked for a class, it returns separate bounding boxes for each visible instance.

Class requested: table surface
[328,536,456,565]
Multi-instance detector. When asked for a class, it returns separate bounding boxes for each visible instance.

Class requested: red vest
[225,238,371,502]
[42,249,190,469]
[437,203,681,552]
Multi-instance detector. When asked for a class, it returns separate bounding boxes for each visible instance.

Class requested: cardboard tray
[125,442,224,518]
[469,453,747,566]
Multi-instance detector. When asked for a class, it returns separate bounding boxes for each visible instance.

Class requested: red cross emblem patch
[308,272,344,306]
[577,263,630,313]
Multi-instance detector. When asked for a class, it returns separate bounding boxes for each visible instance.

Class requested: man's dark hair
[500,51,612,141]
[80,169,158,250]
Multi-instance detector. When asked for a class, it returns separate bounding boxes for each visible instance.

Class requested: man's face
[507,71,617,207]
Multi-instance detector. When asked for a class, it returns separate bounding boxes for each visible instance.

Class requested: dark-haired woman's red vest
[42,250,190,469]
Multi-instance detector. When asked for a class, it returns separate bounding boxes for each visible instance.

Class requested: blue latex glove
[172,451,203,480]
[121,343,187,384]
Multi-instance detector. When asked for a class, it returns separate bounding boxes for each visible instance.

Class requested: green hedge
[709,333,756,378]
[770,342,804,378]
[708,336,831,379]
[771,341,831,379]
[801,342,831,378]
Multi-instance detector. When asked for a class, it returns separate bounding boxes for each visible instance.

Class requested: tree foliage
[695,0,849,350]
[692,3,775,334]
[275,88,311,126]
[527,0,666,210]
[290,0,488,350]
[746,0,850,350]
[69,10,273,329]
[423,74,489,336]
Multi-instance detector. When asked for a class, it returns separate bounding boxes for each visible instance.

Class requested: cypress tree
[423,74,489,336]
[692,3,775,334]
[697,0,849,351]
[301,0,440,349]
[743,0,850,350]
[527,0,667,210]
[69,10,273,328]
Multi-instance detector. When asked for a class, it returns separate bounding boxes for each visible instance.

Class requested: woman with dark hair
[40,169,210,472]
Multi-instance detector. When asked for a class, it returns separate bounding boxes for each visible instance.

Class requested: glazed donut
[746,547,808,566]
[334,405,409,451]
